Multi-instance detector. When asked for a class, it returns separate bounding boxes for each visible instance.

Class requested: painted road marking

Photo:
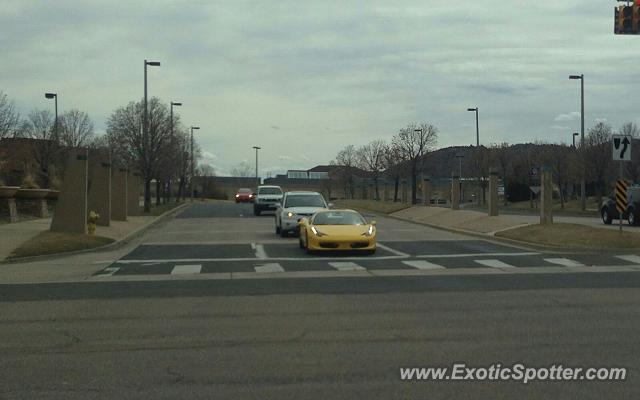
[543,258,584,267]
[474,259,517,269]
[329,262,366,271]
[171,264,202,275]
[115,255,405,264]
[254,263,285,273]
[96,267,120,276]
[616,255,640,264]
[255,244,268,259]
[418,252,539,259]
[401,260,445,270]
[376,243,410,257]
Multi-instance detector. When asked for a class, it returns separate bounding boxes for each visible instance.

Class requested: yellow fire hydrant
[88,211,100,235]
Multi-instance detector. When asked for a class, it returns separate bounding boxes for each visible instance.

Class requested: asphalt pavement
[1,201,639,399]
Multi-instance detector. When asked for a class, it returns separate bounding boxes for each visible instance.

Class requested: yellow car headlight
[311,226,326,237]
[362,225,375,237]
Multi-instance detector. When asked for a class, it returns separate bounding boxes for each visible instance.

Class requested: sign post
[612,134,632,232]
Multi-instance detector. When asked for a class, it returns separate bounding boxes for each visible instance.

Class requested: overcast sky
[2,1,639,176]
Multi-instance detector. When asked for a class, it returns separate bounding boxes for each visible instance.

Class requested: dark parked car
[601,185,640,225]
[235,188,254,203]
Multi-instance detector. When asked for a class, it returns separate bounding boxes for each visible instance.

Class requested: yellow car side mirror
[299,218,308,226]
[371,220,377,226]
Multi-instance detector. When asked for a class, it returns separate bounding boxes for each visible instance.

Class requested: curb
[1,203,189,264]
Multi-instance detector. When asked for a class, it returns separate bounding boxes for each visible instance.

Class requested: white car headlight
[287,212,294,218]
[362,225,374,237]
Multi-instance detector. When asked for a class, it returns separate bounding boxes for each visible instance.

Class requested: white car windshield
[284,195,325,208]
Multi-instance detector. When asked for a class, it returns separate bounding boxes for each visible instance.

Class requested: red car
[235,188,254,203]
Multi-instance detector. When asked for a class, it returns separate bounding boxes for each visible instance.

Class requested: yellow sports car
[298,209,377,254]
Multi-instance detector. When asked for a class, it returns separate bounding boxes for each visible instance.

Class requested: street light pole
[143,60,160,212]
[456,154,464,201]
[253,146,261,185]
[190,126,200,202]
[44,93,58,141]
[572,132,579,148]
[170,102,182,201]
[468,107,480,204]
[570,74,586,211]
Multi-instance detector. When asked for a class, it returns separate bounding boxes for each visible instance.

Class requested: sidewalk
[390,206,635,236]
[0,216,156,262]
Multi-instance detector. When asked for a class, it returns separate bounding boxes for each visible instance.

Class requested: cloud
[554,112,581,122]
[1,0,639,175]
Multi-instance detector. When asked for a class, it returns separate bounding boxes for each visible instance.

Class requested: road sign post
[616,179,629,233]
[612,135,632,232]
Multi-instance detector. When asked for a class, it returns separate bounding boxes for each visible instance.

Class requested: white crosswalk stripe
[402,260,445,270]
[474,259,517,269]
[171,264,202,274]
[254,263,285,273]
[329,262,366,271]
[543,258,584,267]
[615,255,640,264]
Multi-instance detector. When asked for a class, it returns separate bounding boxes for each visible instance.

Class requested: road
[1,201,639,399]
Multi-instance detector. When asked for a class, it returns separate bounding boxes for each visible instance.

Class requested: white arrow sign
[612,135,632,161]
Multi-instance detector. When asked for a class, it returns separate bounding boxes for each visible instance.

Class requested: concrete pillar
[7,199,18,223]
[540,166,553,225]
[51,148,88,234]
[422,178,432,206]
[127,171,141,216]
[87,149,111,226]
[488,168,499,217]
[401,180,408,203]
[451,174,460,210]
[111,168,127,221]
[37,199,48,218]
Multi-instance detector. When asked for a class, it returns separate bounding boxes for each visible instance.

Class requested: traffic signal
[615,4,640,35]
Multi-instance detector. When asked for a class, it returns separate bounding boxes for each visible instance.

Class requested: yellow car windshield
[313,212,365,225]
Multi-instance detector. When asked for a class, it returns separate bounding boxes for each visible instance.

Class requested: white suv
[253,185,283,216]
[275,191,330,237]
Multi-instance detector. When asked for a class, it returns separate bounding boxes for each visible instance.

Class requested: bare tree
[584,122,613,200]
[356,140,386,199]
[231,161,253,177]
[21,109,58,188]
[490,142,511,205]
[59,109,94,147]
[393,123,438,203]
[335,145,358,198]
[198,164,215,176]
[382,143,404,201]
[107,97,175,212]
[0,91,20,139]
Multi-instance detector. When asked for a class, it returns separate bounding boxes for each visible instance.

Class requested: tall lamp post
[170,101,182,201]
[253,146,261,185]
[467,107,480,204]
[44,92,58,140]
[143,60,161,212]
[190,126,200,202]
[569,74,585,211]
